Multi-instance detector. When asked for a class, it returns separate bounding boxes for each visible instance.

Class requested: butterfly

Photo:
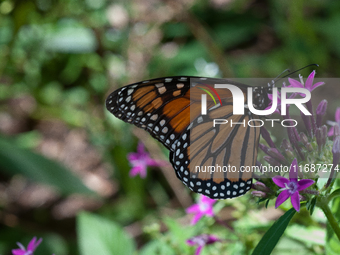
[106,76,272,199]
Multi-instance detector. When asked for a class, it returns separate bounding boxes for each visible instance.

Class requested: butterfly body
[106,76,271,199]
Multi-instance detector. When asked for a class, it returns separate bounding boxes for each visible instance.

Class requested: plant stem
[318,197,340,241]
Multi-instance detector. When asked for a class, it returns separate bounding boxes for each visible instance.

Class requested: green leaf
[0,135,94,195]
[273,237,313,255]
[77,212,135,255]
[140,240,175,255]
[285,224,325,246]
[251,208,296,255]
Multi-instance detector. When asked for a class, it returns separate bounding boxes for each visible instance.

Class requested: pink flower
[12,237,42,255]
[272,158,314,212]
[328,108,340,136]
[127,142,167,178]
[187,234,220,255]
[186,195,216,224]
[288,70,325,92]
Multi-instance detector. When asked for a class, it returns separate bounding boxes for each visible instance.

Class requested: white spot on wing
[151,114,158,121]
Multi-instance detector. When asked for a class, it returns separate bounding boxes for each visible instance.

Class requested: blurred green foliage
[1,0,340,254]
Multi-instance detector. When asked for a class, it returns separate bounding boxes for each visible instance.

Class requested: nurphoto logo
[200,84,311,116]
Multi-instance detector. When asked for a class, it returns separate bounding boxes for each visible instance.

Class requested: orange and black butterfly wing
[170,102,262,199]
[106,76,263,199]
[106,77,196,151]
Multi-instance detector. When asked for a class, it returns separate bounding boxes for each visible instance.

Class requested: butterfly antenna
[270,63,319,88]
[268,68,291,88]
[281,63,319,79]
[275,68,291,80]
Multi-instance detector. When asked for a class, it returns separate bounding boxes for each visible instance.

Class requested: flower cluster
[253,71,340,213]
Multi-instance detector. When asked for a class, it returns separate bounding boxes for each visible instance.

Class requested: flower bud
[268,148,286,164]
[253,181,271,192]
[301,112,312,136]
[284,149,295,159]
[327,136,340,186]
[263,156,280,166]
[287,126,297,147]
[333,136,340,166]
[321,125,328,147]
[334,124,340,137]
[281,139,294,152]
[259,143,270,155]
[287,127,305,160]
[316,100,327,128]
[261,127,276,148]
[300,132,313,151]
[300,132,308,145]
[316,127,322,151]
[251,191,267,198]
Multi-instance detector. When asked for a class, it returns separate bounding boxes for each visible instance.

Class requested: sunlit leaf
[140,240,175,255]
[77,212,135,255]
[286,225,325,246]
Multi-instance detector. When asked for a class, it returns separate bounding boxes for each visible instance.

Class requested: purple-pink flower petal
[290,192,300,212]
[272,176,289,188]
[129,165,146,178]
[311,81,325,90]
[12,250,24,255]
[305,70,316,89]
[195,246,203,255]
[186,195,216,225]
[205,208,214,217]
[288,77,304,88]
[127,153,139,161]
[328,126,335,136]
[27,237,42,251]
[275,190,291,208]
[288,71,324,93]
[336,108,340,122]
[201,195,215,205]
[191,213,204,225]
[137,142,145,154]
[297,179,315,191]
[186,204,200,214]
[145,158,163,167]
